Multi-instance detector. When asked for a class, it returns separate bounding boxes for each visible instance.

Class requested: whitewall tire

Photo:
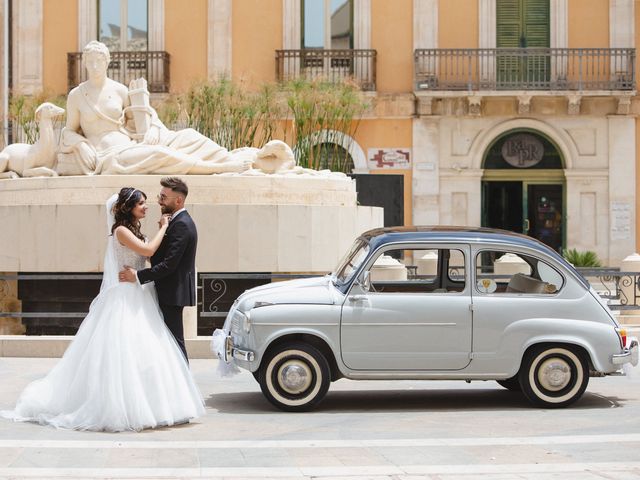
[258,342,330,412]
[519,345,589,408]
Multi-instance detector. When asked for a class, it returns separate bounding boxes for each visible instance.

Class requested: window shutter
[523,0,550,48]
[497,0,521,48]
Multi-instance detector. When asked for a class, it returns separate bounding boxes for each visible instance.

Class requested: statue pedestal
[0,174,382,273]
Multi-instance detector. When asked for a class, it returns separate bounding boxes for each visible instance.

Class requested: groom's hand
[119,266,137,283]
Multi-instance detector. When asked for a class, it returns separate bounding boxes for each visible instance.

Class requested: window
[475,250,563,295]
[302,0,353,49]
[366,247,466,294]
[99,0,148,52]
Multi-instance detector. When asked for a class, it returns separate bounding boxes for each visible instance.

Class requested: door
[482,180,564,252]
[497,0,550,88]
[340,245,472,371]
[482,181,523,234]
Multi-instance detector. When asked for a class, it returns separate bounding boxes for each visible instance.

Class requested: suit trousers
[159,303,188,364]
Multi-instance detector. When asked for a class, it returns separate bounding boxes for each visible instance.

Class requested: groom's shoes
[173,419,190,426]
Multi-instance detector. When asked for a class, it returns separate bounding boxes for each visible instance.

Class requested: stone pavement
[1,357,640,479]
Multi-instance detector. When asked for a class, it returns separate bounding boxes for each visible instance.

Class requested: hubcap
[538,358,571,391]
[278,360,312,394]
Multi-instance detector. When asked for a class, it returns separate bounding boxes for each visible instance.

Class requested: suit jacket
[137,210,197,306]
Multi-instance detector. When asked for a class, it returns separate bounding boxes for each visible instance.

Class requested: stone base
[0,335,215,359]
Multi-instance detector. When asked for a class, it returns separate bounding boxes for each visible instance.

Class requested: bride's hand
[158,214,170,228]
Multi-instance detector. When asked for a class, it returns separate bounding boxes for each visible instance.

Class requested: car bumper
[224,335,255,362]
[612,339,639,366]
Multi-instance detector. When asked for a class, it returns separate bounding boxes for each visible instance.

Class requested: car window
[366,247,466,294]
[334,239,370,284]
[475,250,563,295]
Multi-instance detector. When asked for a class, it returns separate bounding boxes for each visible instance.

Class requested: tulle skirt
[1,282,206,432]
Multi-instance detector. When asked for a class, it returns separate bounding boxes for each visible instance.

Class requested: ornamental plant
[155,77,368,173]
[563,248,602,268]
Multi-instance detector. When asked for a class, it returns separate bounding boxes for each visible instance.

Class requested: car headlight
[231,310,251,334]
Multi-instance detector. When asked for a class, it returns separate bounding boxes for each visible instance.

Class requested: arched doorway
[481,129,565,252]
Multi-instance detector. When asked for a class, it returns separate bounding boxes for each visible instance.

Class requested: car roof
[360,225,564,260]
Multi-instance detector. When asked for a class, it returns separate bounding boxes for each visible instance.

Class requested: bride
[0,188,206,432]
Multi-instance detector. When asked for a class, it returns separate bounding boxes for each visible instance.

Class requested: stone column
[12,0,43,95]
[412,117,441,226]
[607,116,636,266]
[208,0,232,79]
[563,170,609,265]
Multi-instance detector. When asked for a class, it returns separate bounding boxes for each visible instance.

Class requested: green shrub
[563,248,602,267]
[158,77,369,173]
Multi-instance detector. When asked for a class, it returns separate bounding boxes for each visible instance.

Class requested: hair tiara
[124,188,137,203]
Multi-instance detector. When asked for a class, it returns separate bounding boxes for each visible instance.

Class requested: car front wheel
[519,345,589,408]
[258,342,330,412]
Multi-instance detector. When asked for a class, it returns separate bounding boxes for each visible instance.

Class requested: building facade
[0,0,638,265]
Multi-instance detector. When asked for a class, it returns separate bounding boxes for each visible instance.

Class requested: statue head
[82,40,111,66]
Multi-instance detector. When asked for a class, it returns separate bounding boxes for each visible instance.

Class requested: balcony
[276,49,377,91]
[414,48,635,92]
[67,50,171,93]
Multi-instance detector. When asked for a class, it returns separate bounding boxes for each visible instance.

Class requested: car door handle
[348,295,367,302]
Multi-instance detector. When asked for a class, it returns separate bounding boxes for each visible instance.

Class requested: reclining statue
[57,41,294,176]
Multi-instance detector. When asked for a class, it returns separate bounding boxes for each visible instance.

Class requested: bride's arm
[114,217,169,257]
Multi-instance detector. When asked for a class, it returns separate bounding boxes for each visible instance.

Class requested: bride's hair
[111,187,147,240]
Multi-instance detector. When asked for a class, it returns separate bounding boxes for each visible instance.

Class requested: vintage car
[215,227,639,411]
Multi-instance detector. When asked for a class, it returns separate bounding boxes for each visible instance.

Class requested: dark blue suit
[138,210,197,361]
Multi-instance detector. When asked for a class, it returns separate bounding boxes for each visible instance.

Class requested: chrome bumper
[224,335,255,362]
[612,339,639,366]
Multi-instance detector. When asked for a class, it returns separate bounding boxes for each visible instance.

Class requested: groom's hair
[161,177,188,198]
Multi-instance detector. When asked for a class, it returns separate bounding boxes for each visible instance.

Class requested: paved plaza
[0,357,639,479]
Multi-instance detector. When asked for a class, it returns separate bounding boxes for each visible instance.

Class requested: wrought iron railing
[414,48,636,91]
[577,268,640,310]
[276,49,377,91]
[67,50,171,93]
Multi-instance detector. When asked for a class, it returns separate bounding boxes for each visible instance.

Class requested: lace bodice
[112,238,147,270]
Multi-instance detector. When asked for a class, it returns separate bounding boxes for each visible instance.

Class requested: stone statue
[0,103,65,179]
[56,41,294,176]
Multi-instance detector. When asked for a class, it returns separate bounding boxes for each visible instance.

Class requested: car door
[340,244,473,371]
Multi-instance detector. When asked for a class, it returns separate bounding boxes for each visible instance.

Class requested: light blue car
[215,227,639,411]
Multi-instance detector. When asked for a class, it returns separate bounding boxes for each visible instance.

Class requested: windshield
[333,239,370,285]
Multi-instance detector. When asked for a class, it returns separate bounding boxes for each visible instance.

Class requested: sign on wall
[368,148,411,169]
[501,133,544,168]
[610,202,631,241]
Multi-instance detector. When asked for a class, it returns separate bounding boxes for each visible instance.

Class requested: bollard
[494,253,531,276]
[416,251,438,276]
[370,255,407,281]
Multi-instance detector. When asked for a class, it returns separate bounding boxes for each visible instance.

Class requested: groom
[119,177,197,363]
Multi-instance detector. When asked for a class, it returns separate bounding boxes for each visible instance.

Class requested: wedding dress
[0,196,206,432]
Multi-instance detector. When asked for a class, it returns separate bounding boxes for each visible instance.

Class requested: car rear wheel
[258,342,330,412]
[496,376,521,391]
[519,345,589,408]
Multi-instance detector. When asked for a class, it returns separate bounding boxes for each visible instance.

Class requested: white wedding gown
[1,232,206,432]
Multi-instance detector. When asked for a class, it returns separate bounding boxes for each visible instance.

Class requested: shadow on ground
[206,388,624,414]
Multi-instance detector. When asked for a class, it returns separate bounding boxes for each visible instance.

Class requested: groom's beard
[161,205,175,215]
